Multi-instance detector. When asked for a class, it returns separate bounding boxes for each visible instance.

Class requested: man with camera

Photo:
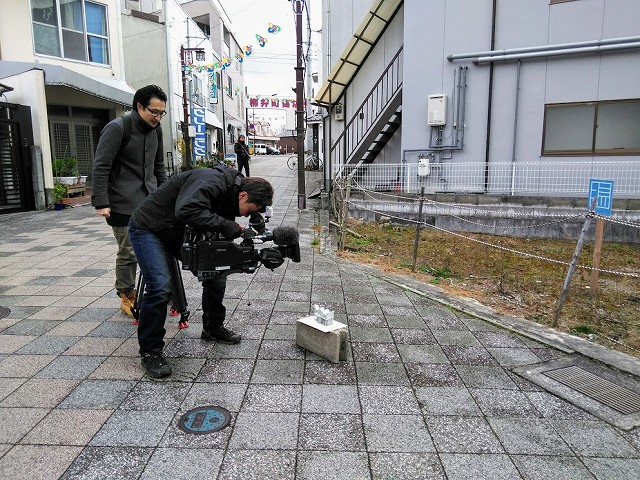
[128,165,273,378]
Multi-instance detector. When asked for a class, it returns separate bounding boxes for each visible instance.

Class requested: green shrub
[52,156,79,177]
[52,183,67,204]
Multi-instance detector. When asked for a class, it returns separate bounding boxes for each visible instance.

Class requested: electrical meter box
[418,155,430,176]
[427,94,447,126]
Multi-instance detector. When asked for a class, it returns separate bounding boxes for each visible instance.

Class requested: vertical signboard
[209,73,218,104]
[191,107,207,158]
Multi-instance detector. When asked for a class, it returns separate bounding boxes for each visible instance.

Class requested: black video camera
[180,209,300,281]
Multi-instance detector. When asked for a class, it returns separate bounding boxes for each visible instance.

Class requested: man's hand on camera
[219,220,243,239]
[96,207,110,218]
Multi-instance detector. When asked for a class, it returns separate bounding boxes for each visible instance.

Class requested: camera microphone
[271,226,299,246]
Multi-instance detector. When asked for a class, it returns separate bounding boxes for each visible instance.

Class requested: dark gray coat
[91,111,167,216]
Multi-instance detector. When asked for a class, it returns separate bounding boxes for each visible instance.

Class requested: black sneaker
[141,352,172,378]
[201,326,241,344]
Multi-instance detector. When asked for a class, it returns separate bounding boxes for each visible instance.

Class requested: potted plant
[52,183,68,210]
[52,156,86,185]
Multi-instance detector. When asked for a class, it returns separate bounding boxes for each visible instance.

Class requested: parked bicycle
[287,153,322,171]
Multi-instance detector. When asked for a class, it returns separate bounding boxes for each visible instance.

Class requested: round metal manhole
[177,405,232,434]
[0,307,10,320]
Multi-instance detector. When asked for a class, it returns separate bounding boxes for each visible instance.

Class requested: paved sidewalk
[0,159,639,479]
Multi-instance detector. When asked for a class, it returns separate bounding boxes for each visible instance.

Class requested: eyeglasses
[145,107,167,118]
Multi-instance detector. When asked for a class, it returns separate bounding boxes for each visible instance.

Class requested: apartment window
[31,0,110,65]
[542,99,640,155]
[227,77,233,98]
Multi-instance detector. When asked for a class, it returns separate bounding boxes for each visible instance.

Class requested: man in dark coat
[234,134,251,176]
[91,85,168,319]
[128,166,273,377]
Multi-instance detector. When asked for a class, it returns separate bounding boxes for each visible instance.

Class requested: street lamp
[180,46,205,170]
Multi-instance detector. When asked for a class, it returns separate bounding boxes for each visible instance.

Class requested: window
[542,99,640,155]
[227,76,233,98]
[31,0,109,65]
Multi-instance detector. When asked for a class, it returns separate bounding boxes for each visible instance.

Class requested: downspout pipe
[483,0,497,193]
[448,35,640,62]
[510,60,521,196]
[474,41,640,64]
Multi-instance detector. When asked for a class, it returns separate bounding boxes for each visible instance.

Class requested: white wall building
[316,0,640,203]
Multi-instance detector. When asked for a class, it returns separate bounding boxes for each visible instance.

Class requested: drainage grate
[544,366,640,415]
[0,306,10,320]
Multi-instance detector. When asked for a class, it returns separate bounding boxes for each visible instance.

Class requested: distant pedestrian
[234,135,251,176]
[91,85,168,319]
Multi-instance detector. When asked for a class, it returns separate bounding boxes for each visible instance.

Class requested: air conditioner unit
[334,103,344,121]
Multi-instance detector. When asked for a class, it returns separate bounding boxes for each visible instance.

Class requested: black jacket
[130,166,241,254]
[234,141,250,161]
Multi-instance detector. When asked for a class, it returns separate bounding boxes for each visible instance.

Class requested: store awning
[0,60,134,107]
[205,109,223,129]
[314,0,402,107]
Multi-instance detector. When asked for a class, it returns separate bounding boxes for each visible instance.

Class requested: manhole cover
[0,307,10,320]
[177,406,231,434]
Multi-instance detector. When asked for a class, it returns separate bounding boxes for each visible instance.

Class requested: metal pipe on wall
[510,60,521,196]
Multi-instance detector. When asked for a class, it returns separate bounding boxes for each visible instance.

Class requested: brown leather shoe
[120,290,136,318]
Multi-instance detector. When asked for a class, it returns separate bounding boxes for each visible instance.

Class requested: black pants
[201,275,227,333]
[237,157,250,176]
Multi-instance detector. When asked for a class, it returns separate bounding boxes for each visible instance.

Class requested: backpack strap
[119,114,132,153]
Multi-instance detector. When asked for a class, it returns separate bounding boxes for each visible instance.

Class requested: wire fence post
[552,198,597,327]
[411,187,425,272]
[339,176,352,250]
[590,217,605,293]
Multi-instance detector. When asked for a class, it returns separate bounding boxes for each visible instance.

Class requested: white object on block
[313,304,334,326]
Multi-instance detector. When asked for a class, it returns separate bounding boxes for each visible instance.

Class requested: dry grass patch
[339,220,640,357]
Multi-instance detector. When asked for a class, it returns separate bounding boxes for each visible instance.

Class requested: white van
[254,144,267,155]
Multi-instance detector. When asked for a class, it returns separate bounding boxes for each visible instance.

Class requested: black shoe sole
[201,333,241,344]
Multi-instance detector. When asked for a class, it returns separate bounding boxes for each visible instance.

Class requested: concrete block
[296,316,348,363]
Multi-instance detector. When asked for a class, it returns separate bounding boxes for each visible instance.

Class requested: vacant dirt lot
[339,219,640,357]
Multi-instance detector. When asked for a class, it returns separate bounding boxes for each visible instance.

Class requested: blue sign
[588,179,614,217]
[191,107,207,158]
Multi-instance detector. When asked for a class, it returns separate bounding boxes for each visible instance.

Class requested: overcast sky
[217,0,321,98]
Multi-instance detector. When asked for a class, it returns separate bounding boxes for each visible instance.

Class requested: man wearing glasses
[92,85,168,320]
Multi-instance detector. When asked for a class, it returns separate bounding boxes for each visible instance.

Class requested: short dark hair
[238,135,245,140]
[133,85,167,110]
[240,177,273,211]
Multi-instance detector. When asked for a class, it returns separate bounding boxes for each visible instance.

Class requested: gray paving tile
[355,361,409,385]
[3,320,61,336]
[398,344,449,363]
[439,453,522,480]
[488,417,573,455]
[432,329,481,346]
[299,413,365,450]
[62,336,124,356]
[182,383,247,413]
[16,335,80,354]
[242,384,302,412]
[121,381,191,411]
[0,378,79,408]
[59,379,135,409]
[385,315,426,328]
[0,407,49,443]
[21,408,112,445]
[426,416,504,453]
[229,412,298,449]
[302,384,360,413]
[251,359,304,384]
[582,457,640,480]
[442,345,498,365]
[297,451,370,480]
[68,307,118,322]
[475,331,528,348]
[346,314,387,327]
[196,358,255,383]
[406,363,464,387]
[471,388,541,417]
[62,446,152,479]
[0,377,26,401]
[455,365,518,389]
[0,354,56,377]
[218,450,296,480]
[258,339,305,360]
[209,339,260,359]
[0,445,82,480]
[352,342,401,362]
[140,448,224,480]
[525,391,597,420]
[550,419,638,457]
[487,347,541,366]
[359,385,421,414]
[304,360,357,384]
[363,414,435,452]
[36,355,104,380]
[90,410,174,447]
[390,327,436,345]
[415,386,482,416]
[511,455,594,480]
[88,321,137,337]
[349,326,393,343]
[369,452,445,479]
[0,335,36,354]
[158,411,232,449]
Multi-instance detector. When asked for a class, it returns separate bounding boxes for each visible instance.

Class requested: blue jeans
[128,221,173,354]
[129,220,229,353]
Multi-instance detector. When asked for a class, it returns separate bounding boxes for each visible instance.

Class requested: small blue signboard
[178,406,231,434]
[191,107,207,158]
[588,179,614,217]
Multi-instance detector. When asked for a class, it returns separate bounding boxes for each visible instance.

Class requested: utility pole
[295,0,306,209]
[180,45,192,171]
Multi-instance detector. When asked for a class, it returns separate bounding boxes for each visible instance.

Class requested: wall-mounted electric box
[427,94,447,126]
[334,104,344,121]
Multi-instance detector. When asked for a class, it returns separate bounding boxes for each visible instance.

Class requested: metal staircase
[330,47,403,171]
